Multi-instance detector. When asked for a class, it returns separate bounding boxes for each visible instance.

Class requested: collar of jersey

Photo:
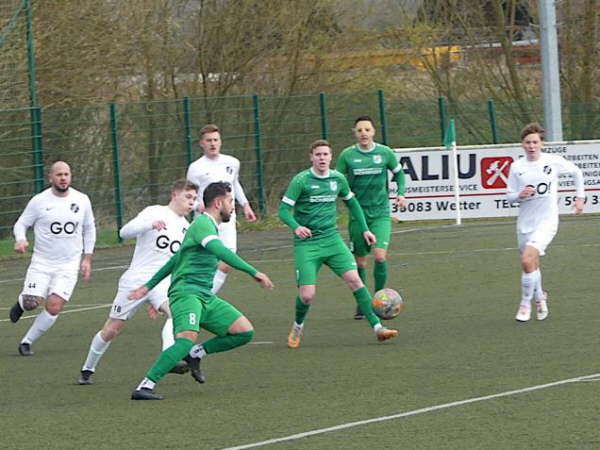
[310,167,331,178]
[355,143,376,153]
[202,212,219,228]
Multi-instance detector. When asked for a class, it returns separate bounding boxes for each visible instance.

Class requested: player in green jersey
[128,182,273,400]
[279,139,398,348]
[336,116,407,319]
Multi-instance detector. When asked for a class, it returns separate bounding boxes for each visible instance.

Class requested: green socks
[374,261,388,292]
[146,337,194,383]
[294,296,310,325]
[203,330,254,354]
[357,266,367,287]
[352,286,380,328]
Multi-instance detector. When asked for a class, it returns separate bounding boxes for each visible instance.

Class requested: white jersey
[186,154,249,212]
[506,153,584,233]
[119,205,190,282]
[13,187,96,266]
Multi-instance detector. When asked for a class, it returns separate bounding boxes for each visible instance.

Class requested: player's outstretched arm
[253,272,274,289]
[128,285,149,301]
[131,252,178,298]
[119,210,157,239]
[205,239,267,281]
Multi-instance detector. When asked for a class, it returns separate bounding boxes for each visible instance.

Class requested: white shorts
[518,224,557,256]
[218,218,237,252]
[21,261,79,301]
[109,277,169,320]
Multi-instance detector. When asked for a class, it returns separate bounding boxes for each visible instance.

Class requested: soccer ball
[371,288,404,320]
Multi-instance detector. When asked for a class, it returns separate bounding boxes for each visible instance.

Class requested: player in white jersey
[186,124,256,293]
[506,123,585,322]
[78,180,198,385]
[9,161,96,356]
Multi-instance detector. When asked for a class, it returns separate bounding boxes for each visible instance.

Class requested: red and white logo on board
[480,157,513,189]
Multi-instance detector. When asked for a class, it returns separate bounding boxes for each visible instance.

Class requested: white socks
[189,344,206,359]
[161,318,175,350]
[136,377,155,391]
[520,271,539,307]
[211,270,228,294]
[533,269,544,300]
[21,310,58,344]
[82,332,111,372]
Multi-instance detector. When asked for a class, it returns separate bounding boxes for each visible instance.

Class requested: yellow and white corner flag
[444,119,461,225]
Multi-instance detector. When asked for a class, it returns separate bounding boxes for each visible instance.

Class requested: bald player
[9,161,96,356]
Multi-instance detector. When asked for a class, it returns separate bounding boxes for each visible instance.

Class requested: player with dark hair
[279,140,398,348]
[507,123,585,322]
[78,180,198,385]
[129,181,273,400]
[336,116,406,319]
[9,161,96,356]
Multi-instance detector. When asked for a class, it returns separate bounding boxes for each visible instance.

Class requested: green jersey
[281,168,353,241]
[336,143,403,220]
[145,213,257,299]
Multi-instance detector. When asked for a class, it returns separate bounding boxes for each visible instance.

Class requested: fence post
[319,93,328,139]
[183,96,194,166]
[252,95,266,214]
[378,90,388,146]
[438,96,447,145]
[109,103,124,242]
[487,99,499,144]
[29,107,44,193]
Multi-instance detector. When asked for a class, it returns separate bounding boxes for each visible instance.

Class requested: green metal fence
[2,91,600,239]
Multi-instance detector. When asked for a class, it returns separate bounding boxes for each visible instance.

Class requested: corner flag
[444,119,462,225]
[443,119,456,148]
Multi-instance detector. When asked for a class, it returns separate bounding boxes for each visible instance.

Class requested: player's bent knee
[299,294,315,304]
[102,319,125,341]
[228,316,253,334]
[21,294,42,311]
[235,329,254,346]
[177,330,199,342]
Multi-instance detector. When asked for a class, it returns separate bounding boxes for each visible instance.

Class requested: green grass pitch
[1,218,599,450]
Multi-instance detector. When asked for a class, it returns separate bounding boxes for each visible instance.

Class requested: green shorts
[169,292,243,336]
[349,216,392,257]
[293,234,357,286]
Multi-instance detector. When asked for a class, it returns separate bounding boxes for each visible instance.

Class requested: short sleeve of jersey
[385,147,400,172]
[335,149,349,175]
[189,216,219,248]
[336,172,352,199]
[282,173,304,205]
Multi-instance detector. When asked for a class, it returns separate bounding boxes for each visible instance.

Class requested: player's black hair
[203,181,231,207]
[520,122,544,141]
[354,116,375,127]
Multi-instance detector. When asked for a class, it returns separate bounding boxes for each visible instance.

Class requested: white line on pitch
[0,304,111,322]
[220,372,600,450]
